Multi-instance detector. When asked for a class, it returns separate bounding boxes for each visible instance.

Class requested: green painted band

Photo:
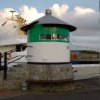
[27,24,70,42]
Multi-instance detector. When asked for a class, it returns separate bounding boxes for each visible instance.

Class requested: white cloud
[74,6,95,16]
[50,4,69,17]
[20,5,44,23]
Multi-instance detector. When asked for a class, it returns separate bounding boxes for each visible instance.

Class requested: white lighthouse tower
[21,9,76,81]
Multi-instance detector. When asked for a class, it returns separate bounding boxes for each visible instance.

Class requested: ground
[0,90,100,100]
[0,77,100,99]
[0,89,25,96]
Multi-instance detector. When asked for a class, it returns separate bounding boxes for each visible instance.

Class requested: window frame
[39,33,69,42]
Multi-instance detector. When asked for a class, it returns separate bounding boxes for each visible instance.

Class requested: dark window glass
[40,34,69,41]
[16,44,26,52]
[59,34,69,41]
[46,34,51,40]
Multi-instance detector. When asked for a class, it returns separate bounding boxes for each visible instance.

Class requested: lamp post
[98,0,100,79]
[10,10,16,19]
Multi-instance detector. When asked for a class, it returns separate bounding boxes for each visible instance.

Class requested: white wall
[73,64,100,80]
[27,42,70,63]
[0,45,15,53]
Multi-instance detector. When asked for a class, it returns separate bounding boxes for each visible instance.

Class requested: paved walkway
[0,90,100,100]
[0,78,100,100]
[0,89,27,99]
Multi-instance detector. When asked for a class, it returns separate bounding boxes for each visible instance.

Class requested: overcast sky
[0,0,99,50]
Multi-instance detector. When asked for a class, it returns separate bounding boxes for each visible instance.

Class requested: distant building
[71,50,99,64]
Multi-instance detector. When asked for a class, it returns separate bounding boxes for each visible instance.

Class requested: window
[51,34,59,40]
[16,44,26,52]
[40,34,69,41]
[59,34,69,41]
[46,34,51,40]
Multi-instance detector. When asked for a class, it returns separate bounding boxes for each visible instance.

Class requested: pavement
[0,90,100,100]
[0,89,27,99]
[0,78,100,100]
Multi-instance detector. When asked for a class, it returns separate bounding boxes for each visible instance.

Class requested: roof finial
[45,9,52,15]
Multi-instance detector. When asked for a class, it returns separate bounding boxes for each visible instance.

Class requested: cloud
[74,6,95,16]
[50,4,99,35]
[50,4,69,17]
[61,6,99,33]
[49,4,100,49]
[0,4,99,50]
[20,5,44,23]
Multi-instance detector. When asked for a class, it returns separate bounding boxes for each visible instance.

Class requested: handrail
[7,56,24,65]
[1,55,19,63]
[7,55,20,61]
[0,46,28,65]
[0,48,16,58]
[7,48,16,53]
[1,55,25,65]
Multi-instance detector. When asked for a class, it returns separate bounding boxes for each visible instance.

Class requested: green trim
[27,24,70,43]
[28,40,69,43]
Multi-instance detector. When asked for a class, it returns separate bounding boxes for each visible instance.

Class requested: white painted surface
[73,64,100,80]
[0,45,15,53]
[27,42,70,62]
[1,48,27,67]
[0,35,27,46]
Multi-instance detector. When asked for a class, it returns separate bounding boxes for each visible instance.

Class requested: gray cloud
[51,5,100,50]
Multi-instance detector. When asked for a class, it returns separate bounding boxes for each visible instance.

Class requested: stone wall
[0,63,73,89]
[28,63,73,80]
[0,65,29,89]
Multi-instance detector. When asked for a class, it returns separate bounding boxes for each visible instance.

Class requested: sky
[0,0,100,50]
[0,0,98,11]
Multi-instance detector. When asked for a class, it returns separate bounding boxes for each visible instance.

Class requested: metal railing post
[0,53,1,70]
[3,52,7,80]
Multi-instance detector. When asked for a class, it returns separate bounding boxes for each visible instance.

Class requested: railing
[7,56,24,65]
[0,52,7,79]
[0,48,25,80]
